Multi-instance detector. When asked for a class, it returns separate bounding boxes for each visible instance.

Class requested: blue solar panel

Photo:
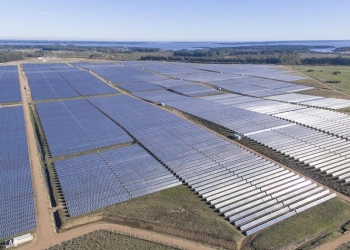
[0,106,36,239]
[55,144,180,216]
[170,83,220,97]
[36,99,133,157]
[25,71,79,100]
[118,82,164,93]
[0,66,22,103]
[72,63,163,83]
[58,71,118,96]
[23,64,118,100]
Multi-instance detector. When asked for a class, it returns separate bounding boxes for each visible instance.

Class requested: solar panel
[23,64,118,100]
[36,99,133,157]
[55,144,181,216]
[0,65,22,103]
[0,106,36,239]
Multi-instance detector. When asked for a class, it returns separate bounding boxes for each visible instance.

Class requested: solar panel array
[58,70,118,96]
[117,82,164,93]
[144,91,293,136]
[0,107,36,239]
[201,94,307,115]
[273,107,350,140]
[73,63,163,83]
[169,83,220,97]
[88,95,334,235]
[24,64,79,100]
[75,62,220,96]
[0,65,22,103]
[135,90,189,102]
[23,63,117,100]
[118,62,312,97]
[204,77,313,97]
[248,126,350,182]
[266,93,350,109]
[137,89,350,183]
[179,63,308,82]
[55,144,180,216]
[36,99,133,157]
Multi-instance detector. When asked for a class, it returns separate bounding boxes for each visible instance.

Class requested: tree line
[0,51,23,63]
[142,46,350,66]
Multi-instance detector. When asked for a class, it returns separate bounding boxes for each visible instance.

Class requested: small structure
[5,233,33,248]
[158,102,165,106]
[231,133,242,140]
[217,87,222,90]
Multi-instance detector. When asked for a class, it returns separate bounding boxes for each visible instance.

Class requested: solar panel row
[248,126,350,181]
[266,93,350,109]
[0,106,36,240]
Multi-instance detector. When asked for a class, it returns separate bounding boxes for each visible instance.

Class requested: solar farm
[1,60,350,249]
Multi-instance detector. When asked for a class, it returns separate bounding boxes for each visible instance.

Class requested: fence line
[45,227,186,250]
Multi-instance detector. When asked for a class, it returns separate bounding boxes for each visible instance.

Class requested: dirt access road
[21,222,215,250]
[316,233,350,250]
[18,65,57,247]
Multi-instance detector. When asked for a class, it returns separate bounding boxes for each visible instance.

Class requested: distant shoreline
[1,40,350,51]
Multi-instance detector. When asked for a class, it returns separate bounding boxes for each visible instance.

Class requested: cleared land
[291,65,350,97]
[49,230,178,250]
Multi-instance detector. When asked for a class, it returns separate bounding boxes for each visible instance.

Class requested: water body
[1,40,349,51]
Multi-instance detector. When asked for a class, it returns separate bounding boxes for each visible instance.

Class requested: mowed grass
[50,230,177,250]
[249,198,350,250]
[291,65,350,95]
[102,185,242,242]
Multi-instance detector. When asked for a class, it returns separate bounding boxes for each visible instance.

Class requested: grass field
[60,185,241,249]
[101,185,241,246]
[291,65,350,96]
[249,198,350,250]
[49,230,178,250]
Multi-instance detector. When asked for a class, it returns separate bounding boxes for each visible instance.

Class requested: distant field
[291,65,350,96]
[49,230,178,250]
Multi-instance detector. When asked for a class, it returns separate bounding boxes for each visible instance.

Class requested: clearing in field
[291,65,350,97]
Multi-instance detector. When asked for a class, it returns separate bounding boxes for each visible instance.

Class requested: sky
[0,0,349,41]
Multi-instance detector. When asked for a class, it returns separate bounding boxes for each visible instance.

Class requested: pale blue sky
[0,0,349,41]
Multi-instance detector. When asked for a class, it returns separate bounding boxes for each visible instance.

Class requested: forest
[1,44,350,65]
